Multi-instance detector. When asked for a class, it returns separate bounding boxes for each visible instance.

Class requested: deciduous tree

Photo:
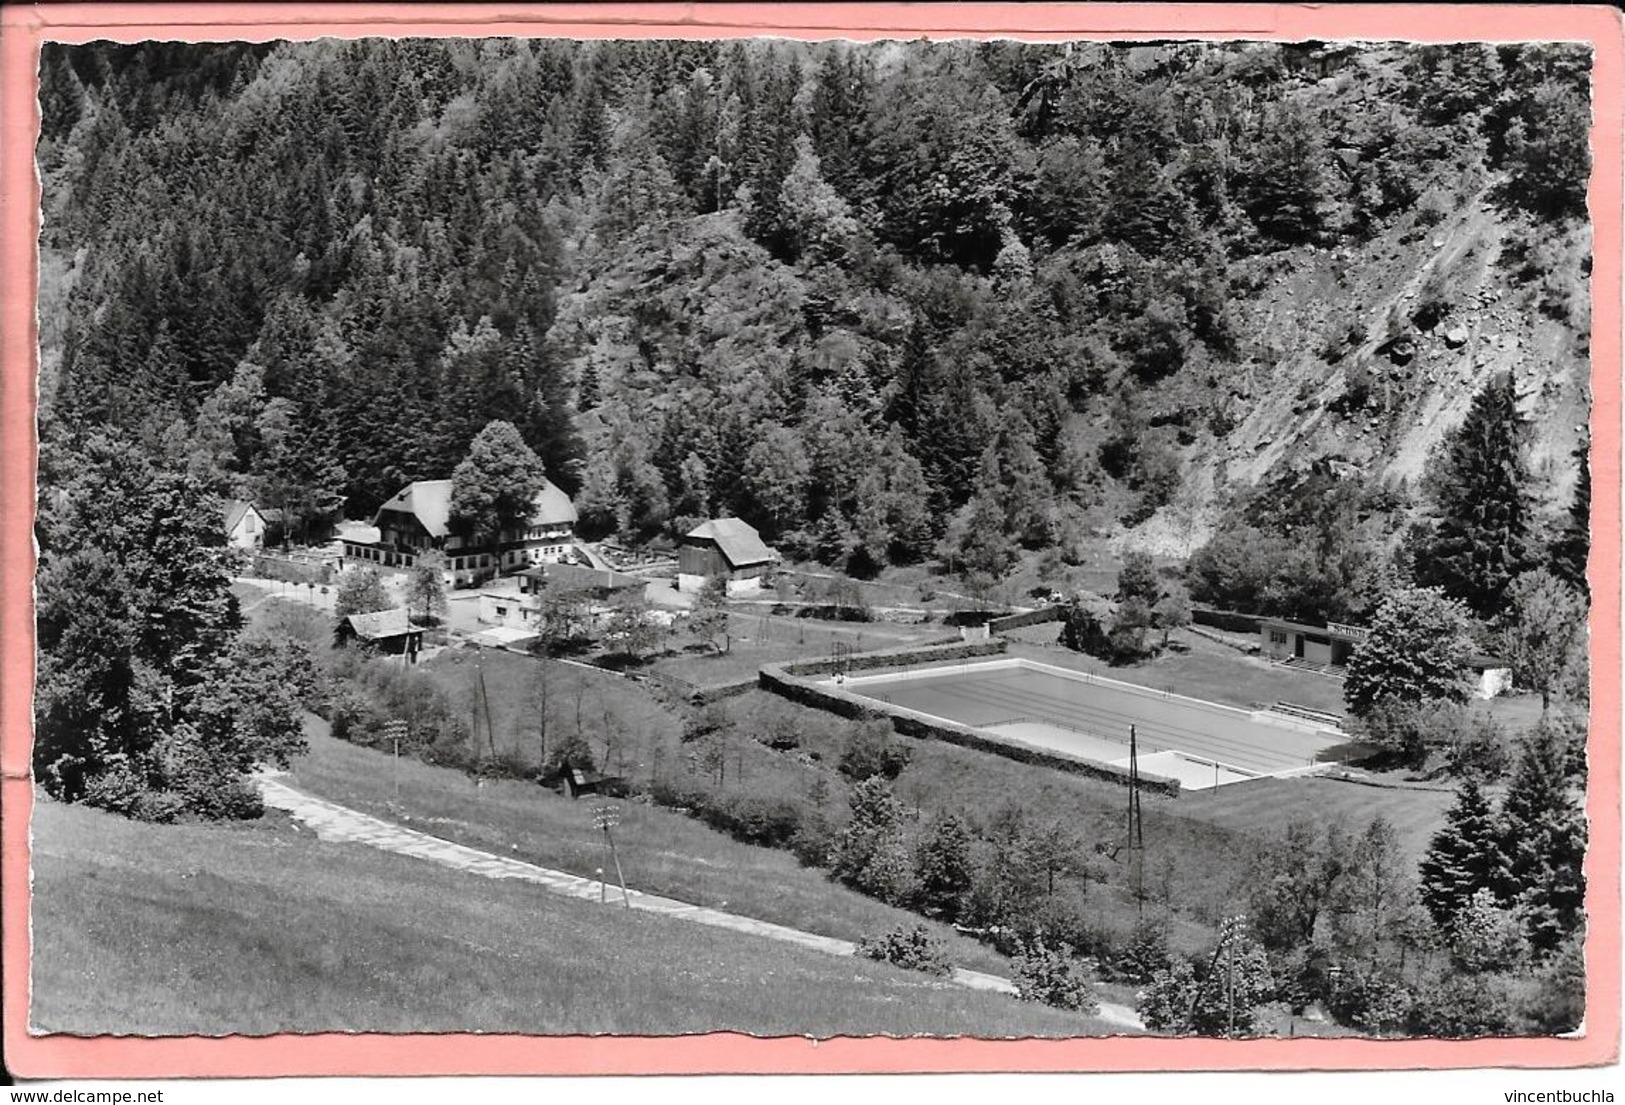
[335,566,393,618]
[1344,587,1475,717]
[1498,569,1587,713]
[449,419,548,546]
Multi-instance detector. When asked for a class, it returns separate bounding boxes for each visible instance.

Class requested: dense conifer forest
[37,38,1591,566]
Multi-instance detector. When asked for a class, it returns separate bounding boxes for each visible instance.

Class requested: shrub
[1013,938,1100,1013]
[838,719,912,782]
[1405,971,1517,1038]
[1110,921,1173,985]
[1326,967,1413,1034]
[856,924,954,977]
[81,758,186,823]
[646,780,807,850]
[789,816,835,868]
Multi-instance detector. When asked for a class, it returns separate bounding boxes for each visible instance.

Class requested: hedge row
[1191,606,1264,636]
[988,606,1066,632]
[781,638,1007,678]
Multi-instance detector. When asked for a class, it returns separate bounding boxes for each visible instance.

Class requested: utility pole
[1127,724,1145,916]
[384,718,408,801]
[593,803,630,908]
[1226,927,1237,1038]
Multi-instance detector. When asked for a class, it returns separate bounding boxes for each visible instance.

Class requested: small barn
[337,607,424,663]
[677,517,778,595]
[1259,618,1368,670]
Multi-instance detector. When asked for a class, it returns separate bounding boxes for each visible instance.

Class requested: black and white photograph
[26,32,1595,1046]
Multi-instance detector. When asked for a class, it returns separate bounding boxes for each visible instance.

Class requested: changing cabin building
[1259,617,1368,671]
[677,517,778,595]
[1260,615,1511,698]
[340,478,577,588]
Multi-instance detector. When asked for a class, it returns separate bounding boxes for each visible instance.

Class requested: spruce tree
[1500,729,1587,955]
[1415,373,1533,619]
[1418,780,1512,931]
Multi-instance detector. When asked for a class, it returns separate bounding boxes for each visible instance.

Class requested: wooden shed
[677,517,778,594]
[337,607,424,663]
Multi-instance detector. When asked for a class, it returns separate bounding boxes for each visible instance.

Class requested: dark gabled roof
[683,517,776,569]
[345,607,417,640]
[372,478,577,538]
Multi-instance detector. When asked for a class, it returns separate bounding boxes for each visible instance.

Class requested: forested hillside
[37,38,1591,566]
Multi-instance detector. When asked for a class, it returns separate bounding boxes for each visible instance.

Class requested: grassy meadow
[29,795,1114,1038]
[287,717,1020,978]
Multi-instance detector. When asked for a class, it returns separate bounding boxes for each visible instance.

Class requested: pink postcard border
[1,2,1619,1080]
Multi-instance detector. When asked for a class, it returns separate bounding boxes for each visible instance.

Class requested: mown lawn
[1002,628,1351,715]
[1002,627,1552,736]
[29,796,1113,1038]
[1166,775,1457,867]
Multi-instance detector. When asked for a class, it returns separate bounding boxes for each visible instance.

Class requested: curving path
[256,774,1144,1032]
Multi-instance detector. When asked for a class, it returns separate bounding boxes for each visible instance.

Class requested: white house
[342,477,578,587]
[224,500,268,550]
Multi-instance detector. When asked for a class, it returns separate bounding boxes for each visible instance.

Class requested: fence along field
[835,659,1348,789]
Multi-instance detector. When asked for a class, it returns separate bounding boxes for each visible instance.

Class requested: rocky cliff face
[1130,187,1591,556]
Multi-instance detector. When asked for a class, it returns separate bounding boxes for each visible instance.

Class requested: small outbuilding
[1259,618,1369,670]
[1470,654,1513,699]
[677,517,778,595]
[337,607,424,663]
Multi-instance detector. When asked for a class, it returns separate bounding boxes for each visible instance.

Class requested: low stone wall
[989,605,1065,633]
[760,647,1181,797]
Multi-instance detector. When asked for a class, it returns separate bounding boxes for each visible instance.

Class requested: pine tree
[1418,780,1513,932]
[1415,373,1533,619]
[1500,729,1587,955]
